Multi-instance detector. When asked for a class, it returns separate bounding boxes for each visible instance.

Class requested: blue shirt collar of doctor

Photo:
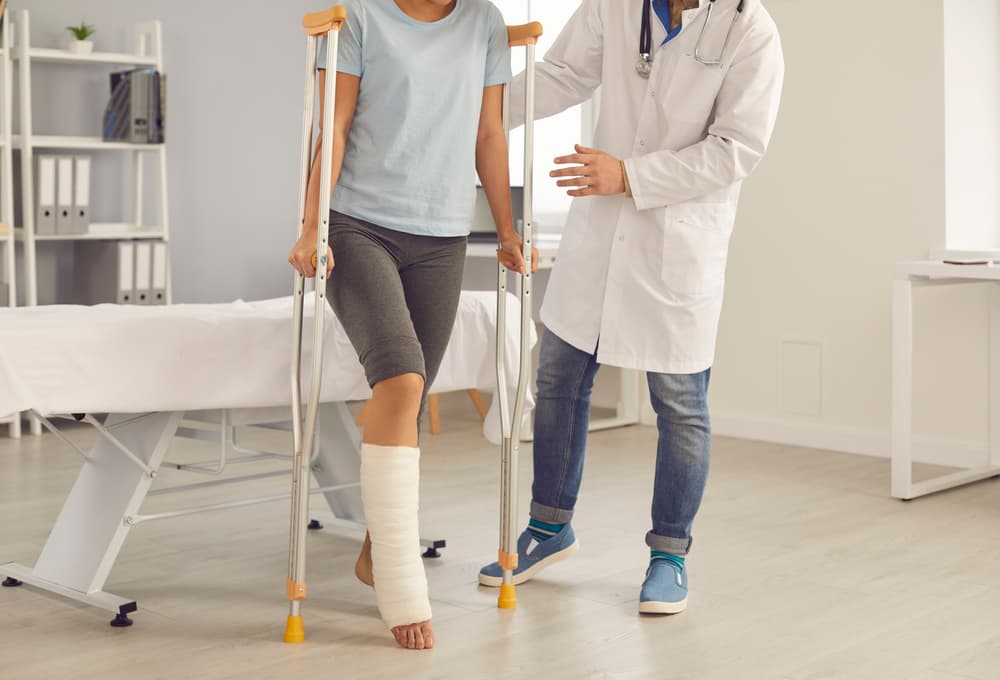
[653,0,683,46]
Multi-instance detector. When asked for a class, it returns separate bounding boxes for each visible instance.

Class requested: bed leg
[307,519,323,531]
[2,577,22,587]
[467,389,489,420]
[355,401,370,427]
[421,540,446,559]
[110,603,137,628]
[428,394,441,434]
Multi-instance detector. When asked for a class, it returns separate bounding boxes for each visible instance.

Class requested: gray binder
[148,72,165,143]
[72,156,91,234]
[151,241,167,304]
[134,242,152,304]
[129,69,151,143]
[35,156,57,235]
[55,156,74,234]
[73,241,136,305]
[117,242,135,304]
[104,71,132,141]
[104,68,156,143]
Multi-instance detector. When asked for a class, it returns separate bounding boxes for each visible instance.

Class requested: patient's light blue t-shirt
[317,0,512,237]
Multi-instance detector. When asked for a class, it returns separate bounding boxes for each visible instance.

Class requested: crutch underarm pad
[303,6,347,36]
[507,22,544,46]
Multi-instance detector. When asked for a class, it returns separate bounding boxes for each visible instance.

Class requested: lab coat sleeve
[509,0,604,129]
[626,20,785,211]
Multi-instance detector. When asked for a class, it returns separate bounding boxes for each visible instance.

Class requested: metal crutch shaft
[496,21,543,611]
[285,5,346,645]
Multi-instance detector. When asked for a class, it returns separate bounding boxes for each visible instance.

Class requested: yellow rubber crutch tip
[497,583,517,609]
[284,615,305,643]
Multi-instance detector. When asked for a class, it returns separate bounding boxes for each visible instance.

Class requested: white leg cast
[361,444,432,629]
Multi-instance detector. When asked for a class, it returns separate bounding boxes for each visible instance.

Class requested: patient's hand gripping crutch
[495,21,543,611]
[285,5,346,645]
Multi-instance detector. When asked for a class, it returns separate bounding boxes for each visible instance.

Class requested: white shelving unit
[0,12,19,438]
[7,9,171,308]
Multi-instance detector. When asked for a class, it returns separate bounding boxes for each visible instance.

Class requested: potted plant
[66,21,96,54]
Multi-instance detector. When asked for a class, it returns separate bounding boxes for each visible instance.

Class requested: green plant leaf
[66,21,95,40]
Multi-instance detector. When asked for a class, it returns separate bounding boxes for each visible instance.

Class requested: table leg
[990,284,1000,470]
[891,277,914,499]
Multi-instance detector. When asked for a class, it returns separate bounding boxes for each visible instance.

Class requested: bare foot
[356,532,432,649]
[355,532,374,587]
[391,620,435,650]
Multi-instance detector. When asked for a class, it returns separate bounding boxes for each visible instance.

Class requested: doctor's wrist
[621,160,633,198]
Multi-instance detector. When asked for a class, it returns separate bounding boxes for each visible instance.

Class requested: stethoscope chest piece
[635,53,653,79]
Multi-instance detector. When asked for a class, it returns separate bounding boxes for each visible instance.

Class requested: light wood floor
[1,396,999,680]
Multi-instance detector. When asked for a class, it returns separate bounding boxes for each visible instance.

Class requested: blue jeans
[530,328,712,556]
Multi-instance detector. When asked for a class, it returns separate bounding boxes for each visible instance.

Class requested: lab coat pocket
[660,54,725,127]
[661,204,733,296]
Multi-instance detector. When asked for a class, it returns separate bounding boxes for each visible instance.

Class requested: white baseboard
[711,412,988,469]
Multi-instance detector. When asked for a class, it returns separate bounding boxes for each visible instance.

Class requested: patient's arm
[476,84,538,274]
[289,70,360,278]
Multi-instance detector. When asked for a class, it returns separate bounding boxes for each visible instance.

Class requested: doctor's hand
[552,145,626,198]
[498,234,539,275]
[288,234,334,279]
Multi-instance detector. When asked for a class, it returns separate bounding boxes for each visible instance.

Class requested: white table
[465,235,641,433]
[892,261,1000,499]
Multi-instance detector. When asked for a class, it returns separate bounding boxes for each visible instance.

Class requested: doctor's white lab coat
[511,0,784,374]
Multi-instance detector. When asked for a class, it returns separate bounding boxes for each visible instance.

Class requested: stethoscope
[636,0,745,78]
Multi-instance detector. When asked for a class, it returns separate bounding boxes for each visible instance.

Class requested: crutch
[495,21,543,610]
[285,5,346,644]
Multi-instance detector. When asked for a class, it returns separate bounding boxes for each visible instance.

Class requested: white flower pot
[68,40,94,54]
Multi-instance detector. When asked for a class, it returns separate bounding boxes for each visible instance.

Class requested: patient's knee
[373,373,425,407]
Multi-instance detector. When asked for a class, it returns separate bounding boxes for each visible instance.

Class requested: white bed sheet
[0,291,535,442]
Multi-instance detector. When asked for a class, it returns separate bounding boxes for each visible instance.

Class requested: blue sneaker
[638,559,688,614]
[478,523,579,587]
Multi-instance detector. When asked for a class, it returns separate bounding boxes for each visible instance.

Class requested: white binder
[36,156,57,235]
[73,157,91,235]
[55,156,74,234]
[117,242,135,304]
[134,242,152,304]
[151,242,168,304]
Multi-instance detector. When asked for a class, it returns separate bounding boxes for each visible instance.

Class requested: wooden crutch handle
[507,22,543,47]
[303,6,347,36]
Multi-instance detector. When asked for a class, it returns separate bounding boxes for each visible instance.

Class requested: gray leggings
[326,211,467,393]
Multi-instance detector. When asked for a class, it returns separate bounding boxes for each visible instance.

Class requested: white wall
[18,0,590,304]
[943,0,1000,251]
[16,0,322,304]
[708,0,995,466]
[20,1,994,459]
